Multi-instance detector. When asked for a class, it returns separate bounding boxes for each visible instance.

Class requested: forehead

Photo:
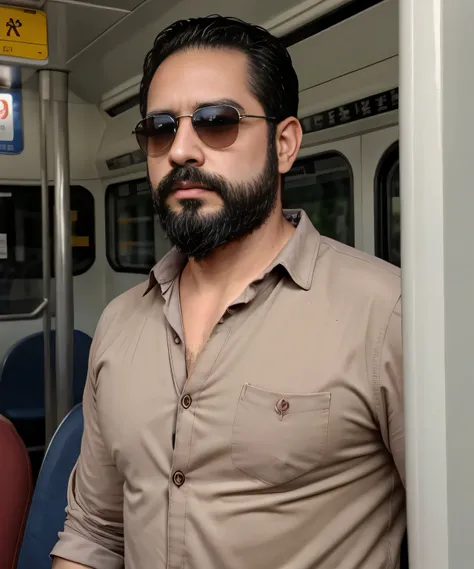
[147,48,258,113]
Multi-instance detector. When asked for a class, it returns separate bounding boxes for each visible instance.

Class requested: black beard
[151,142,280,260]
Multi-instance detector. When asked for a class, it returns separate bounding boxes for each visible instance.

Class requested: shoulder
[100,279,151,326]
[313,237,401,333]
[317,236,400,301]
[90,279,154,363]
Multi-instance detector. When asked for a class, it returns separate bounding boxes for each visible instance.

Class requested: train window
[106,178,155,273]
[375,142,400,267]
[0,185,95,281]
[283,152,354,246]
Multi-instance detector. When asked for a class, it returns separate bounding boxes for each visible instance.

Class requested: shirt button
[173,471,185,487]
[174,336,181,344]
[181,394,192,409]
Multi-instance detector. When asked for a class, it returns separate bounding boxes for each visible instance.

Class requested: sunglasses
[133,104,277,157]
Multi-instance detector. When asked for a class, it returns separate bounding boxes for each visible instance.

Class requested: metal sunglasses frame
[132,103,278,154]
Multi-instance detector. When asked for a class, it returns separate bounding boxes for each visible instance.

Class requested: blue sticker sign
[0,89,23,154]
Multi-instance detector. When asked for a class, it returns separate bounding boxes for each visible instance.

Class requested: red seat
[0,415,32,569]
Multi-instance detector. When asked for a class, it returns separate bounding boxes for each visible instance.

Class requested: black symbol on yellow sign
[6,18,22,37]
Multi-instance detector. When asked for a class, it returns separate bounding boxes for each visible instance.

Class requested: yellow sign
[72,236,89,247]
[0,5,47,61]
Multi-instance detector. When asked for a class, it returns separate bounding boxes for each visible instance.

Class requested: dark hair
[139,15,299,123]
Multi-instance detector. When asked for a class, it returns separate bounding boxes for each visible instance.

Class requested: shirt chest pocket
[231,383,331,486]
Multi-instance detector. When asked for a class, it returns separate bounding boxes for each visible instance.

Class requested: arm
[375,295,405,486]
[50,311,125,569]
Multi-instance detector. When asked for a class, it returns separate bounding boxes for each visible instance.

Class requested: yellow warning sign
[0,5,48,61]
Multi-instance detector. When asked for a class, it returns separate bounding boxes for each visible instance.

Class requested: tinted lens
[193,105,240,148]
[135,114,176,156]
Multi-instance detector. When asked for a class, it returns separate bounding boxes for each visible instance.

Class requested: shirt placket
[165,292,234,569]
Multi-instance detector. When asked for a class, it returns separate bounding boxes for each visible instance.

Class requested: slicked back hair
[139,15,299,126]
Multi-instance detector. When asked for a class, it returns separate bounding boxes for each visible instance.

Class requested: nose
[167,116,205,168]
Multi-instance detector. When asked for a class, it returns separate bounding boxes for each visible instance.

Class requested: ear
[276,117,303,174]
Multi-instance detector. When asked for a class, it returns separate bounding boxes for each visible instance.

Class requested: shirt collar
[143,209,320,296]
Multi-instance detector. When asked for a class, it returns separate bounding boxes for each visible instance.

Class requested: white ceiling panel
[67,0,296,104]
[46,1,127,66]
[289,0,398,92]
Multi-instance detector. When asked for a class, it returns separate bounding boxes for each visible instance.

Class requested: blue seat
[0,329,91,420]
[16,403,84,569]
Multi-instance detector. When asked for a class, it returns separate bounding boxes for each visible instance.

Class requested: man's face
[146,48,280,260]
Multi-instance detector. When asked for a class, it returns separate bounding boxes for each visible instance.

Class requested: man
[52,15,405,569]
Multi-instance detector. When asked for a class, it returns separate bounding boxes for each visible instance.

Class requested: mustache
[156,166,228,201]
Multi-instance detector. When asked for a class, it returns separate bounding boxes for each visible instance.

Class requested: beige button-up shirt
[51,209,405,569]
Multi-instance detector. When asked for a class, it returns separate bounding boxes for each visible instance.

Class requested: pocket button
[275,398,290,419]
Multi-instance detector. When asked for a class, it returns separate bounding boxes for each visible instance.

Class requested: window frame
[283,150,355,246]
[374,141,399,265]
[0,183,96,279]
[105,177,155,275]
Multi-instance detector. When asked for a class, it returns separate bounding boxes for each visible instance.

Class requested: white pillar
[400,0,474,567]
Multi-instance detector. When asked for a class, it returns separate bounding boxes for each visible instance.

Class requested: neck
[182,209,295,298]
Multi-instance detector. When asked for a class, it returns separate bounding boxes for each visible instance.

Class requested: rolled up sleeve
[51,310,125,569]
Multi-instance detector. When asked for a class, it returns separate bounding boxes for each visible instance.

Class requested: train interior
[0,0,407,565]
[0,0,400,362]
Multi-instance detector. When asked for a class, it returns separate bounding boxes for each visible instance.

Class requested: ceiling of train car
[39,0,305,104]
[44,0,148,66]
